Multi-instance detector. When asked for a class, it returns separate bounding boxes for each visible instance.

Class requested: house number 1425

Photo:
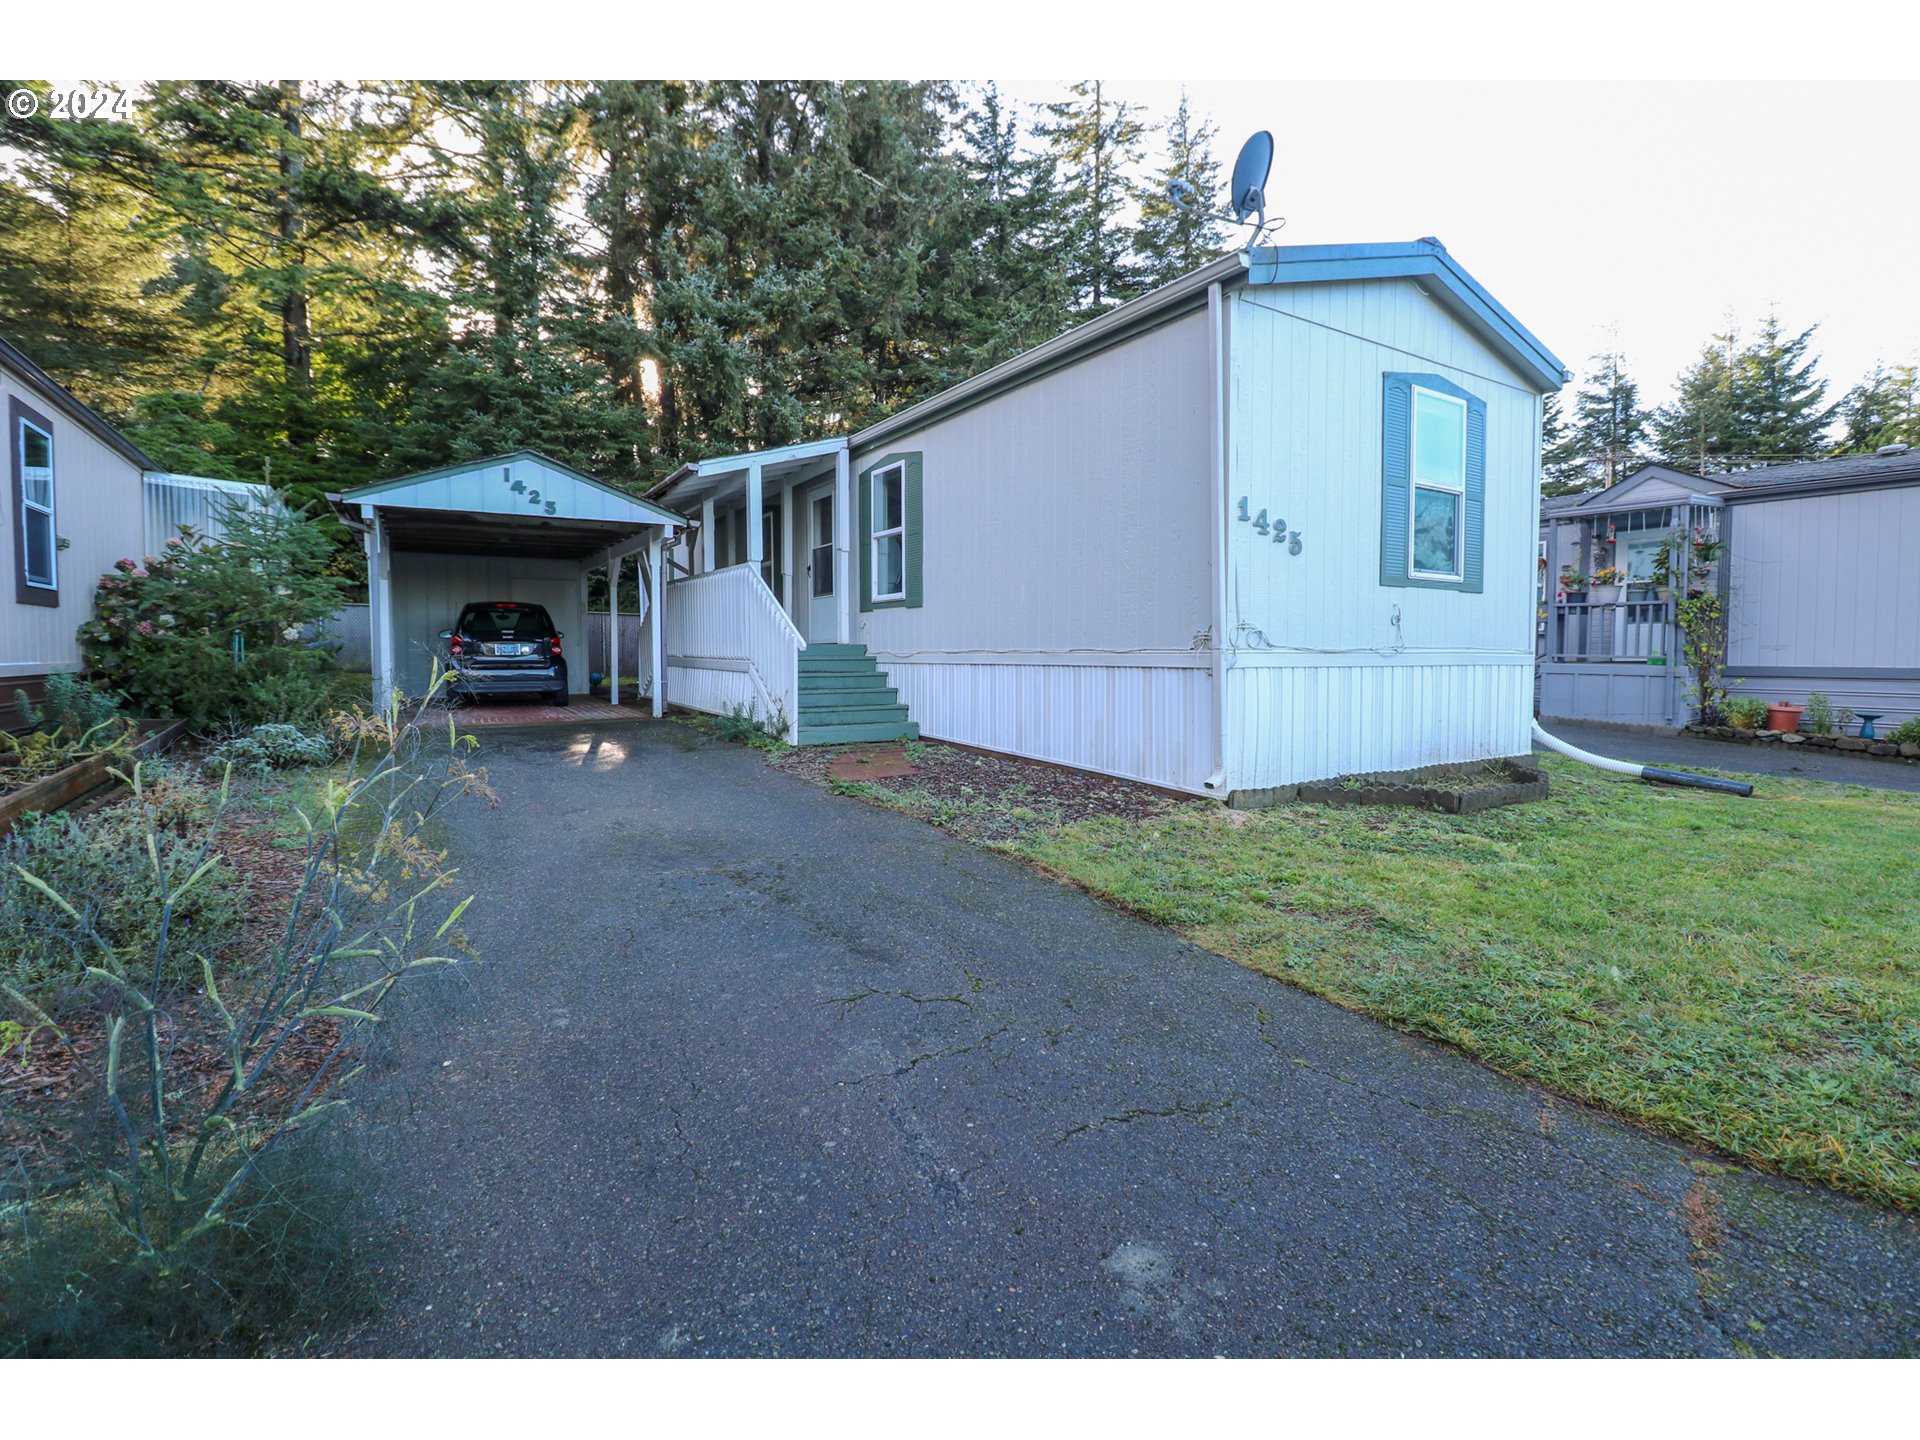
[1237,497,1303,555]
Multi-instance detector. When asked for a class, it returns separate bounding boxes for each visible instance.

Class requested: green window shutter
[1462,394,1487,593]
[904,453,924,608]
[1380,374,1413,587]
[858,465,874,612]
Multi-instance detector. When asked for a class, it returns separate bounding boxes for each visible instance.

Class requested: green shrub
[1723,696,1769,728]
[78,505,348,729]
[14,672,122,736]
[1805,690,1835,736]
[208,722,333,773]
[1889,717,1920,746]
[0,784,242,1004]
[715,701,789,747]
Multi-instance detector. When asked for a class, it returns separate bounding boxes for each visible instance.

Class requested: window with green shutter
[1379,372,1485,593]
[857,452,923,611]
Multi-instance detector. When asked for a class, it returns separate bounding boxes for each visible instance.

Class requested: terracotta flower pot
[1766,703,1805,733]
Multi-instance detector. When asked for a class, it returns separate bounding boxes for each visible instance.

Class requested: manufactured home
[1538,446,1920,730]
[2,334,278,729]
[645,239,1567,801]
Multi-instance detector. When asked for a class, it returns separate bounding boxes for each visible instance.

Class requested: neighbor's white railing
[665,564,803,737]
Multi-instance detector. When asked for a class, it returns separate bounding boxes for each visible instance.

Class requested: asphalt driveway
[354,721,1920,1356]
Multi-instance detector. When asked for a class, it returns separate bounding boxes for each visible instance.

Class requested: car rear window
[458,604,555,640]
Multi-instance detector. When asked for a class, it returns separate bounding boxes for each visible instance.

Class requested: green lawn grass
[1014,757,1920,1209]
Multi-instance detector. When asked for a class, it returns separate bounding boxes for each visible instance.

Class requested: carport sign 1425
[502,470,559,515]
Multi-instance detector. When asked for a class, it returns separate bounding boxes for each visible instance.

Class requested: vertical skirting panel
[1225,659,1533,789]
[874,657,1216,793]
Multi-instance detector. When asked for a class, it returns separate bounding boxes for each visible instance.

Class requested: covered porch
[648,438,911,743]
[1537,494,1723,728]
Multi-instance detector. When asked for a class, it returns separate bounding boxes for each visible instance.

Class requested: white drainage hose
[1532,721,1753,797]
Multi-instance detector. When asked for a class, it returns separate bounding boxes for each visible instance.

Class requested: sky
[1006,79,1920,410]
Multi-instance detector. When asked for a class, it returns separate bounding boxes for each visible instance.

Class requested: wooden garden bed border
[0,719,189,838]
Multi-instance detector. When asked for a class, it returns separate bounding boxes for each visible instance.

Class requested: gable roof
[1244,239,1570,393]
[340,449,684,526]
[0,334,156,471]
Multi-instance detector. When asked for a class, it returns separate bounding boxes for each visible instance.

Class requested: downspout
[1532,721,1752,797]
[1204,279,1229,793]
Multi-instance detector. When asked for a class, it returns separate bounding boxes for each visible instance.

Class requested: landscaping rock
[1902,743,1920,759]
[1780,733,1805,744]
[1809,735,1837,748]
[1836,737,1870,752]
[1870,743,1897,756]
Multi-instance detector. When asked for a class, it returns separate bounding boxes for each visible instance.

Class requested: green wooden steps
[796,643,918,745]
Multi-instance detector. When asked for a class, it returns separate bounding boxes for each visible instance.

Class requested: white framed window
[1408,386,1465,581]
[871,461,905,602]
[19,419,55,590]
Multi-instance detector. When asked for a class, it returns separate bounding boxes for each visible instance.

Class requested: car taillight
[549,638,563,657]
[449,637,464,656]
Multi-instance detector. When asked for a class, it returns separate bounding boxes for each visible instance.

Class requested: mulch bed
[772,739,1194,845]
[1,796,345,1178]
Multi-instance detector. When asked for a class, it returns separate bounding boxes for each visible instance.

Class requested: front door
[803,482,838,641]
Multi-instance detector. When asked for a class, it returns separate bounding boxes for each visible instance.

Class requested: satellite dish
[1229,130,1274,226]
[1166,177,1197,213]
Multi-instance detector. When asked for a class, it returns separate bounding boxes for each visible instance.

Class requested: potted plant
[1725,696,1768,730]
[1558,567,1589,603]
[1765,699,1805,733]
[1589,566,1627,604]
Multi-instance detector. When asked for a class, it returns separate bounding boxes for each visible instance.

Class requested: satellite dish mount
[1165,128,1283,242]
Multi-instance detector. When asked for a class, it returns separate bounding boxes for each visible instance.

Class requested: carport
[332,451,684,713]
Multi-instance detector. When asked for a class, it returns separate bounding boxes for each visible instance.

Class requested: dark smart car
[440,601,569,706]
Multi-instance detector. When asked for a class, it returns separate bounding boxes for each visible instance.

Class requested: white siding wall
[387,552,587,701]
[1,365,147,678]
[852,309,1219,790]
[1223,279,1541,788]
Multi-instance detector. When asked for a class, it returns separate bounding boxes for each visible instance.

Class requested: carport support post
[648,535,665,718]
[607,552,620,707]
[364,505,395,713]
[700,498,714,573]
[746,459,764,578]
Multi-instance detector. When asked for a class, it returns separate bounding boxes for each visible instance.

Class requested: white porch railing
[665,564,804,737]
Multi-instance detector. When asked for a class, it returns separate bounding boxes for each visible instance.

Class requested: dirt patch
[1683,1168,1726,1267]
[773,739,1197,846]
[826,744,918,783]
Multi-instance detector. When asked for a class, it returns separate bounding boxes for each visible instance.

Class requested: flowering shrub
[79,505,348,728]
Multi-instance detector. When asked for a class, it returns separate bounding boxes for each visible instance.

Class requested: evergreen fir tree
[1652,326,1739,472]
[1032,80,1147,315]
[1539,389,1588,496]
[1568,349,1649,487]
[1133,91,1226,292]
[950,83,1074,365]
[1832,362,1920,453]
[1731,312,1830,460]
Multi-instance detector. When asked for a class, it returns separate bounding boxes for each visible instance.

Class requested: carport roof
[332,450,684,560]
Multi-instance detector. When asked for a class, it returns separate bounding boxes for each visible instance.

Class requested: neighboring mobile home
[1537,446,1920,730]
[2,334,274,729]
[649,239,1567,802]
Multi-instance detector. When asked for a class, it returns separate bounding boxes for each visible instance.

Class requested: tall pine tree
[1133,91,1225,292]
[1833,362,1919,453]
[1567,349,1648,487]
[1032,81,1147,315]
